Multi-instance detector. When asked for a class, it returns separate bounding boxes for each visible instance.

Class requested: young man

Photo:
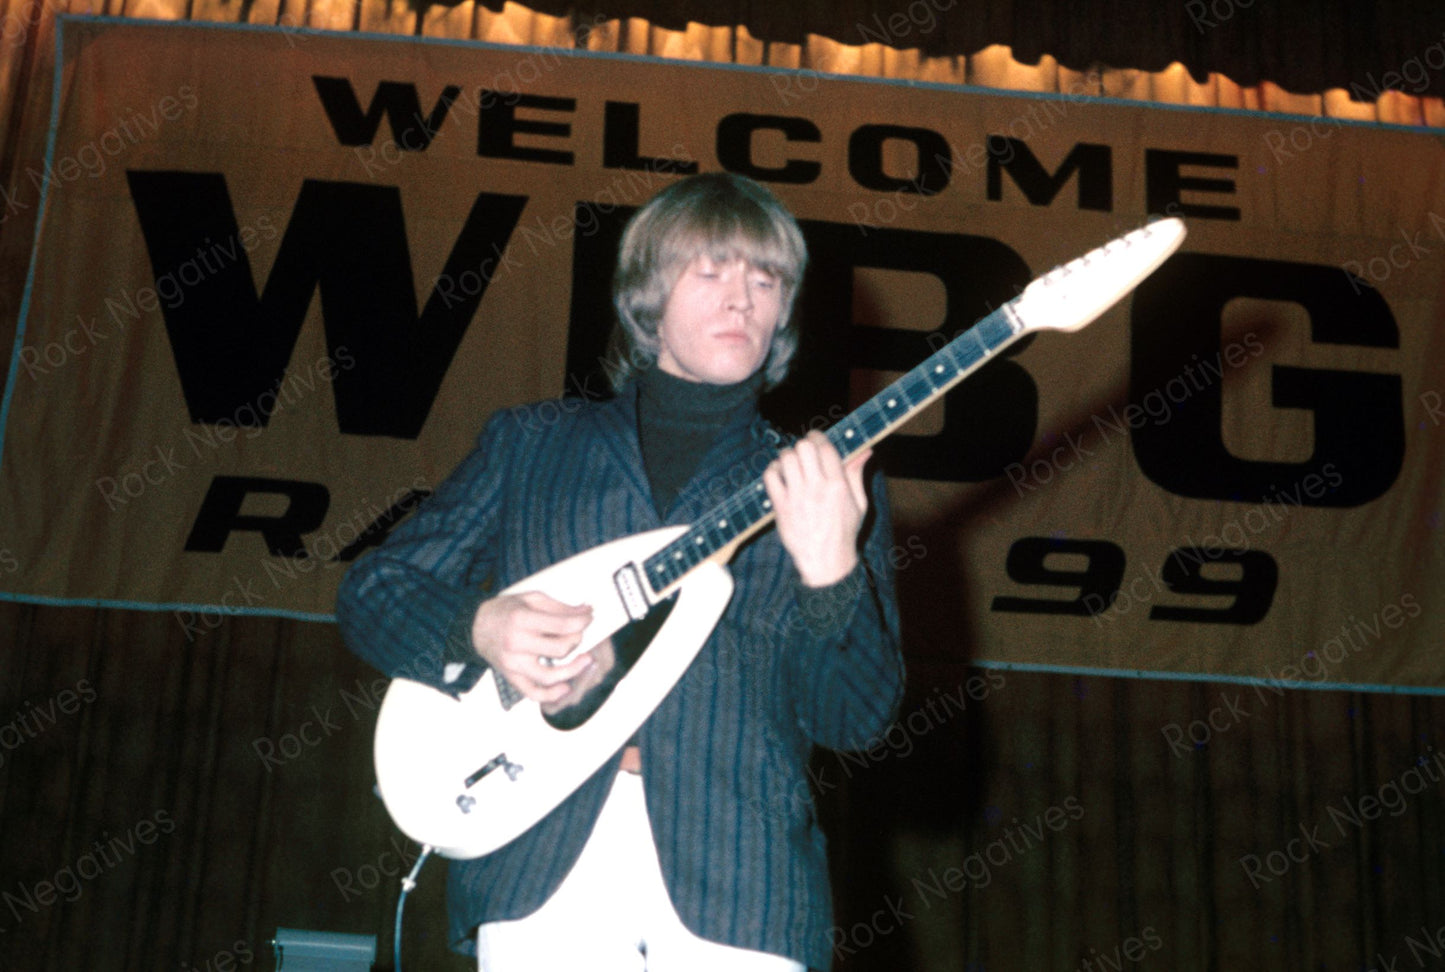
[337,172,904,971]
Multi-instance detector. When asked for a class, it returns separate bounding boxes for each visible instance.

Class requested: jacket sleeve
[777,467,905,752]
[334,411,514,692]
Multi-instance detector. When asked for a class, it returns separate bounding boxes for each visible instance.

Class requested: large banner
[2,17,1442,689]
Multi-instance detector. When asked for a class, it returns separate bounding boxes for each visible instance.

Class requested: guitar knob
[456,794,476,814]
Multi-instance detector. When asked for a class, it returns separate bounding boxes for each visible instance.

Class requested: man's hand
[763,430,871,588]
[540,637,617,716]
[470,591,599,704]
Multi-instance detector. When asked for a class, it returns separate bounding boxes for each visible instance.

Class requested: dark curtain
[483,0,1445,98]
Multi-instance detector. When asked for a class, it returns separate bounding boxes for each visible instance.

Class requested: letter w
[312,77,461,149]
[126,172,526,438]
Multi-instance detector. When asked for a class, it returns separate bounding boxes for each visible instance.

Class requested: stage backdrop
[1,16,1442,691]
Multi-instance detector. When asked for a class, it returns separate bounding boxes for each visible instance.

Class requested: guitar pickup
[613,562,650,621]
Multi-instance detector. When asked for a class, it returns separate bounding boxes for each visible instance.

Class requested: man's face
[655,253,783,385]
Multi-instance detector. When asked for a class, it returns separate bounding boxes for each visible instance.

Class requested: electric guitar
[373,217,1188,859]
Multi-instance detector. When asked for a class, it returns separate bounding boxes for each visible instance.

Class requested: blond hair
[607,172,807,390]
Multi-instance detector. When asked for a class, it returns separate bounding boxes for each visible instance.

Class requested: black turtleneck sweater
[636,367,763,518]
[635,367,861,640]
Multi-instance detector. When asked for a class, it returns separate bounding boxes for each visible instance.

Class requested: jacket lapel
[586,385,660,527]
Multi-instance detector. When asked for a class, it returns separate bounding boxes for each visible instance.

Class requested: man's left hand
[763,430,871,588]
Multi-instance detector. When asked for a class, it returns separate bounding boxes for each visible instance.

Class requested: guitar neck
[822,306,1020,461]
[641,304,1023,599]
[639,215,1189,600]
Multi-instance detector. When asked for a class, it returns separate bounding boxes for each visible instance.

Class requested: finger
[530,680,574,705]
[807,431,846,481]
[766,457,804,508]
[790,435,825,481]
[527,631,593,670]
[763,463,786,508]
[521,620,592,646]
[516,590,593,618]
[508,661,588,700]
[804,429,836,453]
[503,671,557,702]
[843,447,872,510]
[534,650,595,684]
[771,448,794,486]
[778,444,815,487]
[842,446,872,474]
[766,451,797,492]
[495,622,578,664]
[515,604,594,639]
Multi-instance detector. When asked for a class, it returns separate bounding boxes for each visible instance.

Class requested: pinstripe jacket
[336,382,904,970]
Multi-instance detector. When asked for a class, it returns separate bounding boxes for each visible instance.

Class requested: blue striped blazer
[336,382,905,970]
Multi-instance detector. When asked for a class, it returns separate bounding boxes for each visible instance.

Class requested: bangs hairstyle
[606,172,808,391]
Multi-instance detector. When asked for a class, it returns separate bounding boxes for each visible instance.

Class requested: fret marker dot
[762,500,771,509]
[718,519,727,528]
[696,537,704,544]
[935,365,944,373]
[844,429,854,438]
[887,398,897,408]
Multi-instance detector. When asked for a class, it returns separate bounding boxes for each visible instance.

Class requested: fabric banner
[1,17,1442,690]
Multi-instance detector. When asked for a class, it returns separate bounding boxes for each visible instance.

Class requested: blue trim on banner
[971,658,1445,697]
[51,15,1443,138]
[0,589,337,624]
[0,20,69,481]
[4,583,1441,695]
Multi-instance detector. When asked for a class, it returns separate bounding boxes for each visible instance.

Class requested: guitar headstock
[1009,217,1187,333]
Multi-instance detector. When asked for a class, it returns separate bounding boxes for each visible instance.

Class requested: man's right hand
[470,591,597,704]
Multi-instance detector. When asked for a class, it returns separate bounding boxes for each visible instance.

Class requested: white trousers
[476,772,806,972]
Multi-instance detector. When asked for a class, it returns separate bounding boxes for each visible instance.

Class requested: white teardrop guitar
[372,218,1188,859]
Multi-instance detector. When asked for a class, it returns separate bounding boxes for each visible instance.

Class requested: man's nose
[725,269,754,310]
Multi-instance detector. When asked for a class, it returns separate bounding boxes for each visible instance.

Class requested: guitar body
[373,526,733,859]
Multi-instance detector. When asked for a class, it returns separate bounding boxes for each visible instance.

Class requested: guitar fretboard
[640,306,1020,596]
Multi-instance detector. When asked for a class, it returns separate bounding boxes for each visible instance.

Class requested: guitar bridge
[460,752,524,811]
